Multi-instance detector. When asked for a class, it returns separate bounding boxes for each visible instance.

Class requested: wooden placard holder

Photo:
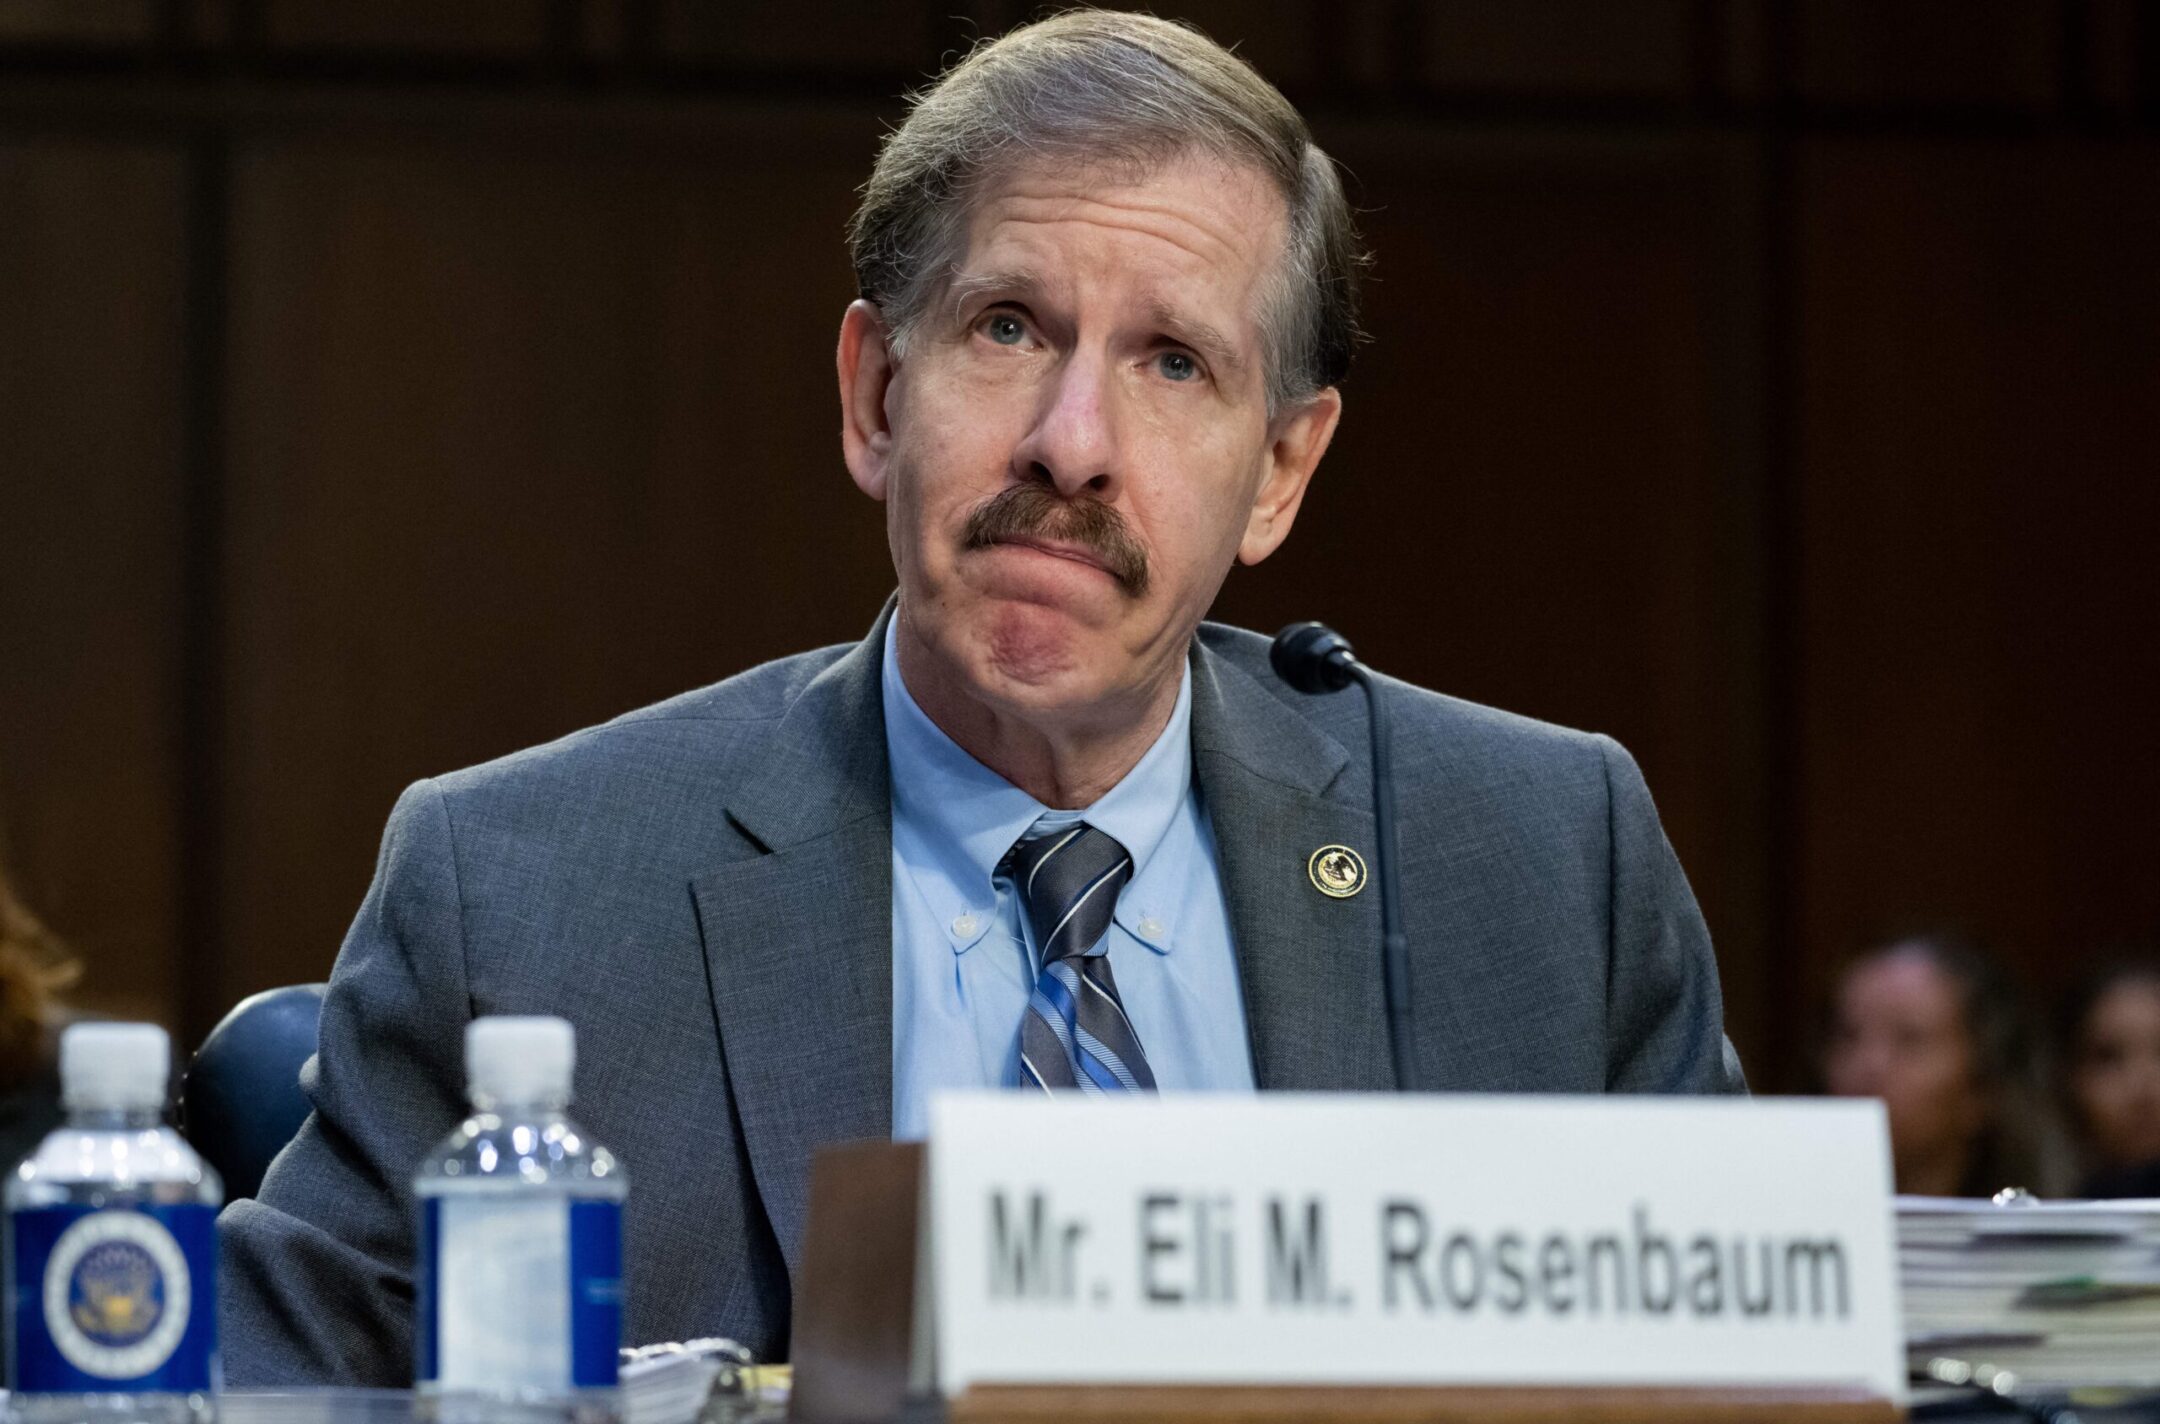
[788,1142,1903,1424]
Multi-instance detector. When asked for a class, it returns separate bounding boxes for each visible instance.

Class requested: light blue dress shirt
[884,622,1256,1140]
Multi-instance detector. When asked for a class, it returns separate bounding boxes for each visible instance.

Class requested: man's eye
[1156,351,1199,382]
[983,313,1027,346]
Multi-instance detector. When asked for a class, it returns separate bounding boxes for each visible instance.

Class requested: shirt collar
[882,618,1192,939]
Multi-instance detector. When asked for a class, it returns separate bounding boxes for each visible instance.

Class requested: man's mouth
[960,485,1151,596]
[989,536,1116,577]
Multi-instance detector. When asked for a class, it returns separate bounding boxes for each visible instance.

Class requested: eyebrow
[1142,297,1247,379]
[944,268,1044,325]
[943,268,1251,378]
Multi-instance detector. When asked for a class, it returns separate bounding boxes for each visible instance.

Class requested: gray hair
[848,9,1367,414]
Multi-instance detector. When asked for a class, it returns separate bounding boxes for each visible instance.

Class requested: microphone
[1269,623,1413,1092]
[1268,621,1357,694]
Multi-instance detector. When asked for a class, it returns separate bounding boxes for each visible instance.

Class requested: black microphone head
[1271,622,1358,694]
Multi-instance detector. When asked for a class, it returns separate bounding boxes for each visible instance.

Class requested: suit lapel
[1190,646,1395,1092]
[691,614,894,1276]
[694,618,1400,1272]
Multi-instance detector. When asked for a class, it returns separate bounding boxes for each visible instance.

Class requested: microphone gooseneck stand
[1268,622,1413,1092]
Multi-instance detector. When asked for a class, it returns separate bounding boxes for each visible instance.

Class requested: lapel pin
[1307,844,1367,899]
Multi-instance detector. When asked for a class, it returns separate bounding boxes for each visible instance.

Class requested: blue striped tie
[1004,823,1157,1094]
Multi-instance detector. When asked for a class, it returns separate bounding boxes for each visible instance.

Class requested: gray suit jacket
[219,610,1744,1385]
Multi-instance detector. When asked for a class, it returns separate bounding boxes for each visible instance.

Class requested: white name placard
[920,1094,1902,1400]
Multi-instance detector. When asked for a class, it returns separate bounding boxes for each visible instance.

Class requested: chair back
[183,983,325,1201]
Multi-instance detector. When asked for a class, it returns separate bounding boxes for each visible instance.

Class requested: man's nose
[1013,348,1120,499]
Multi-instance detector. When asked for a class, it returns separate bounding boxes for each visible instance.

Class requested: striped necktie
[1004,823,1157,1094]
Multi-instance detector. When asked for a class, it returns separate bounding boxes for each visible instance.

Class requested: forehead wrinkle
[984,189,1255,273]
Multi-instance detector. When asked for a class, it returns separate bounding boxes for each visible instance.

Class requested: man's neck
[894,618,1181,809]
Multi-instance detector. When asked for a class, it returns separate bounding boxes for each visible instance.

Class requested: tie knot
[1004,822,1132,964]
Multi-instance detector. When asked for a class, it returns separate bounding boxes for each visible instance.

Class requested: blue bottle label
[567,1199,622,1389]
[419,1195,621,1392]
[8,1203,218,1393]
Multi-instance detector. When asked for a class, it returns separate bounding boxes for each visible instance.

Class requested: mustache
[961,484,1151,597]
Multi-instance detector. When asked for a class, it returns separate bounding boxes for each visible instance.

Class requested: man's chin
[901,569,1155,720]
[974,598,1106,695]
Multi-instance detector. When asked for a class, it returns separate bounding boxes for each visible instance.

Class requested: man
[221,9,1744,1384]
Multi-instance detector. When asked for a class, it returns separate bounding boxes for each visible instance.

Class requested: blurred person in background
[1823,933,2066,1198]
[0,852,77,1169]
[2059,954,2160,1197]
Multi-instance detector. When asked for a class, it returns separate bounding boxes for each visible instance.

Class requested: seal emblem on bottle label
[41,1210,192,1379]
[1307,844,1368,898]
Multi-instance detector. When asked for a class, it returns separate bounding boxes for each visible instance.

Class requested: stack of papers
[620,1342,789,1424]
[622,1350,729,1424]
[1899,1196,2160,1392]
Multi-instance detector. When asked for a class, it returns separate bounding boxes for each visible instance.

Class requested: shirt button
[1138,916,1167,940]
[952,914,979,937]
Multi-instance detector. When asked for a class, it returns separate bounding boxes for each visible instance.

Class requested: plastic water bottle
[5,1023,221,1424]
[414,1016,625,1421]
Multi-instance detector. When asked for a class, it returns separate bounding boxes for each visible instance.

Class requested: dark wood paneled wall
[3,0,2157,1090]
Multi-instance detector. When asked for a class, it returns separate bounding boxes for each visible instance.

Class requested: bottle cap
[465,1016,575,1108]
[60,1023,171,1111]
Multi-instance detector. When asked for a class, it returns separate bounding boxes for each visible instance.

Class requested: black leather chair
[182,983,325,1201]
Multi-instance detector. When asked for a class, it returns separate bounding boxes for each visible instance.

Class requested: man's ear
[838,299,898,501]
[1237,386,1342,565]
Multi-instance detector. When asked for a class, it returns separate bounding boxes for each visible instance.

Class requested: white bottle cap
[465,1016,575,1108]
[60,1022,171,1111]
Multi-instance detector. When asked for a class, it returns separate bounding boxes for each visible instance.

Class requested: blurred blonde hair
[0,860,79,1087]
